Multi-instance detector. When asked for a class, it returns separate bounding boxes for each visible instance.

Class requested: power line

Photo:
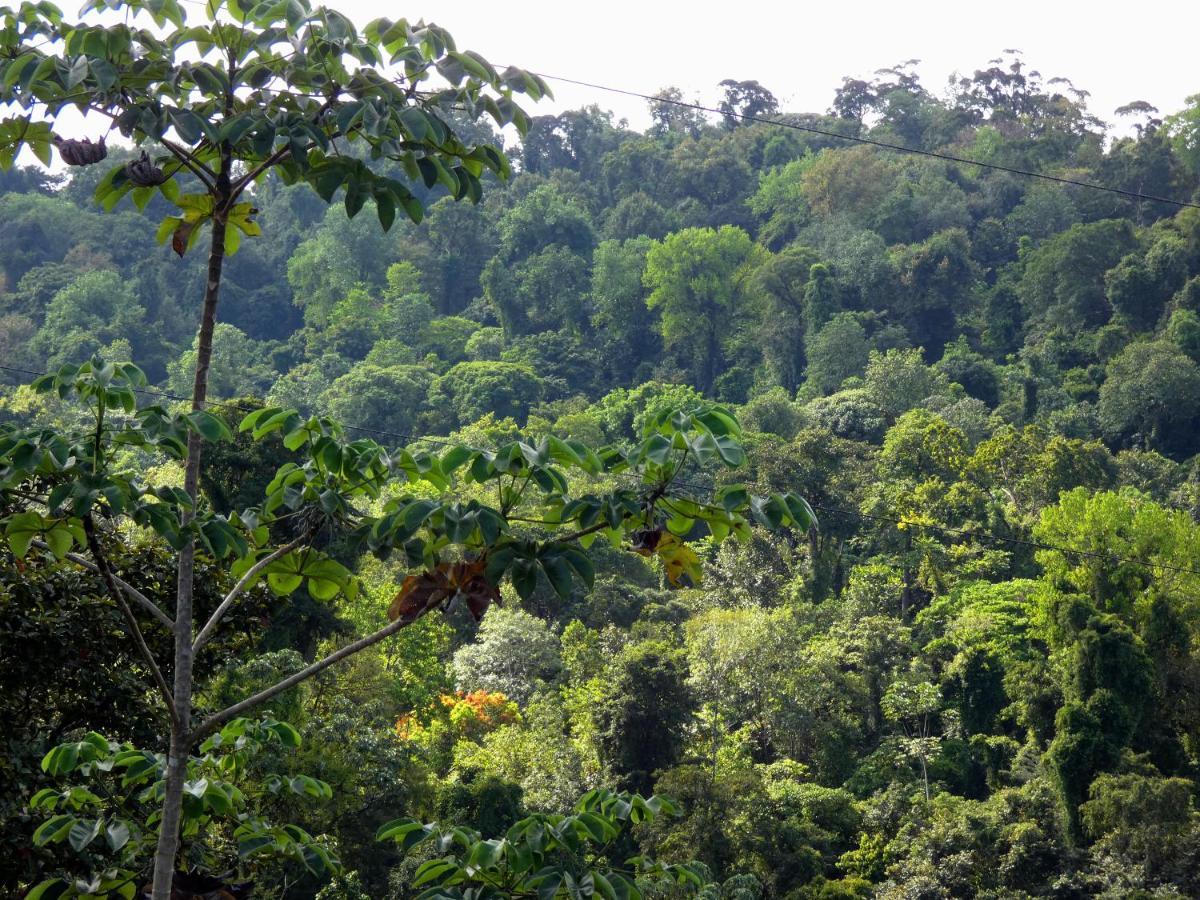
[6,362,1199,581]
[531,71,1200,212]
[21,6,1198,211]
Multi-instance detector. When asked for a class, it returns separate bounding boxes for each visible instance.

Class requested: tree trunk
[150,184,230,900]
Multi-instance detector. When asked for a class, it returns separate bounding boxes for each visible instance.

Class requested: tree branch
[555,518,619,545]
[230,144,290,196]
[81,103,217,191]
[81,520,179,728]
[31,539,175,630]
[230,96,335,197]
[190,607,425,742]
[160,137,217,192]
[192,530,312,654]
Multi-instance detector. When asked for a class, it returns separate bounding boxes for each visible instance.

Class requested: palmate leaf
[388,557,498,622]
[261,551,357,601]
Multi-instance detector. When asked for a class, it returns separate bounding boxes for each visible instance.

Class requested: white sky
[337,0,1199,133]
[18,0,1199,165]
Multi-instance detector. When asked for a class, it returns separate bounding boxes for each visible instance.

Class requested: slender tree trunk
[900,530,914,619]
[150,176,230,900]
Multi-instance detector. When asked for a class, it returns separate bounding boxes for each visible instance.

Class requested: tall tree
[718,79,779,128]
[644,225,761,393]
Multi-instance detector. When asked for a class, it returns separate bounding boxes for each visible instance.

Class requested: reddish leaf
[387,559,498,623]
[172,221,195,257]
[630,526,664,555]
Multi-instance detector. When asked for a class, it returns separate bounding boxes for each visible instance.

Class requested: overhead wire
[529,71,1200,212]
[18,0,1198,211]
[4,362,1200,581]
[6,24,1200,576]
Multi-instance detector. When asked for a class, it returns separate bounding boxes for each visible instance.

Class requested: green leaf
[307,575,341,601]
[42,524,74,560]
[539,553,573,599]
[377,819,433,851]
[25,879,70,900]
[267,720,302,747]
[219,112,258,146]
[105,820,131,851]
[639,434,672,466]
[559,545,595,588]
[2,54,36,90]
[5,510,43,559]
[782,492,818,531]
[466,838,503,870]
[32,815,75,846]
[67,817,102,852]
[41,742,78,775]
[28,788,59,810]
[414,859,459,886]
[66,55,89,89]
[511,558,538,600]
[267,572,303,595]
[716,486,748,512]
[238,833,277,858]
[186,409,233,443]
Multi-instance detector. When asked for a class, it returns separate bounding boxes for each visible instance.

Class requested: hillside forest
[4,4,1200,897]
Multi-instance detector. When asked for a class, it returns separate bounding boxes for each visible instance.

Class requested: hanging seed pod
[52,134,108,166]
[630,526,664,553]
[125,150,167,187]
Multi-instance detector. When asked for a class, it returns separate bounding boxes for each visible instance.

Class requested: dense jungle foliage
[5,31,1200,899]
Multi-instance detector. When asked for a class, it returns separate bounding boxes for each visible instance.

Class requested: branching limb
[230,97,334,197]
[192,530,313,654]
[191,606,425,741]
[555,518,620,545]
[31,539,175,630]
[230,144,290,196]
[160,137,218,191]
[81,520,179,727]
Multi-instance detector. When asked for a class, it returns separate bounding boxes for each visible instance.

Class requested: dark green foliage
[596,641,694,793]
[434,771,525,837]
[428,360,545,427]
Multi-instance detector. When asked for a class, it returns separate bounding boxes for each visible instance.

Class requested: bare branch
[191,608,424,741]
[192,531,312,654]
[160,137,217,191]
[81,520,179,727]
[31,539,175,630]
[230,144,291,197]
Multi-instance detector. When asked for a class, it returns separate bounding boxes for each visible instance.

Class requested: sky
[18,0,1200,166]
[335,0,1198,134]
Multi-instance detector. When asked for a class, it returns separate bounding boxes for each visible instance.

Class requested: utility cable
[530,71,1200,212]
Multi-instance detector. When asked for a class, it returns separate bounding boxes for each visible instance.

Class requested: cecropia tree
[1,359,815,896]
[1,0,551,894]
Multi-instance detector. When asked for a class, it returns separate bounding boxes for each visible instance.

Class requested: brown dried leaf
[387,559,498,623]
[172,221,195,257]
[630,526,664,555]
